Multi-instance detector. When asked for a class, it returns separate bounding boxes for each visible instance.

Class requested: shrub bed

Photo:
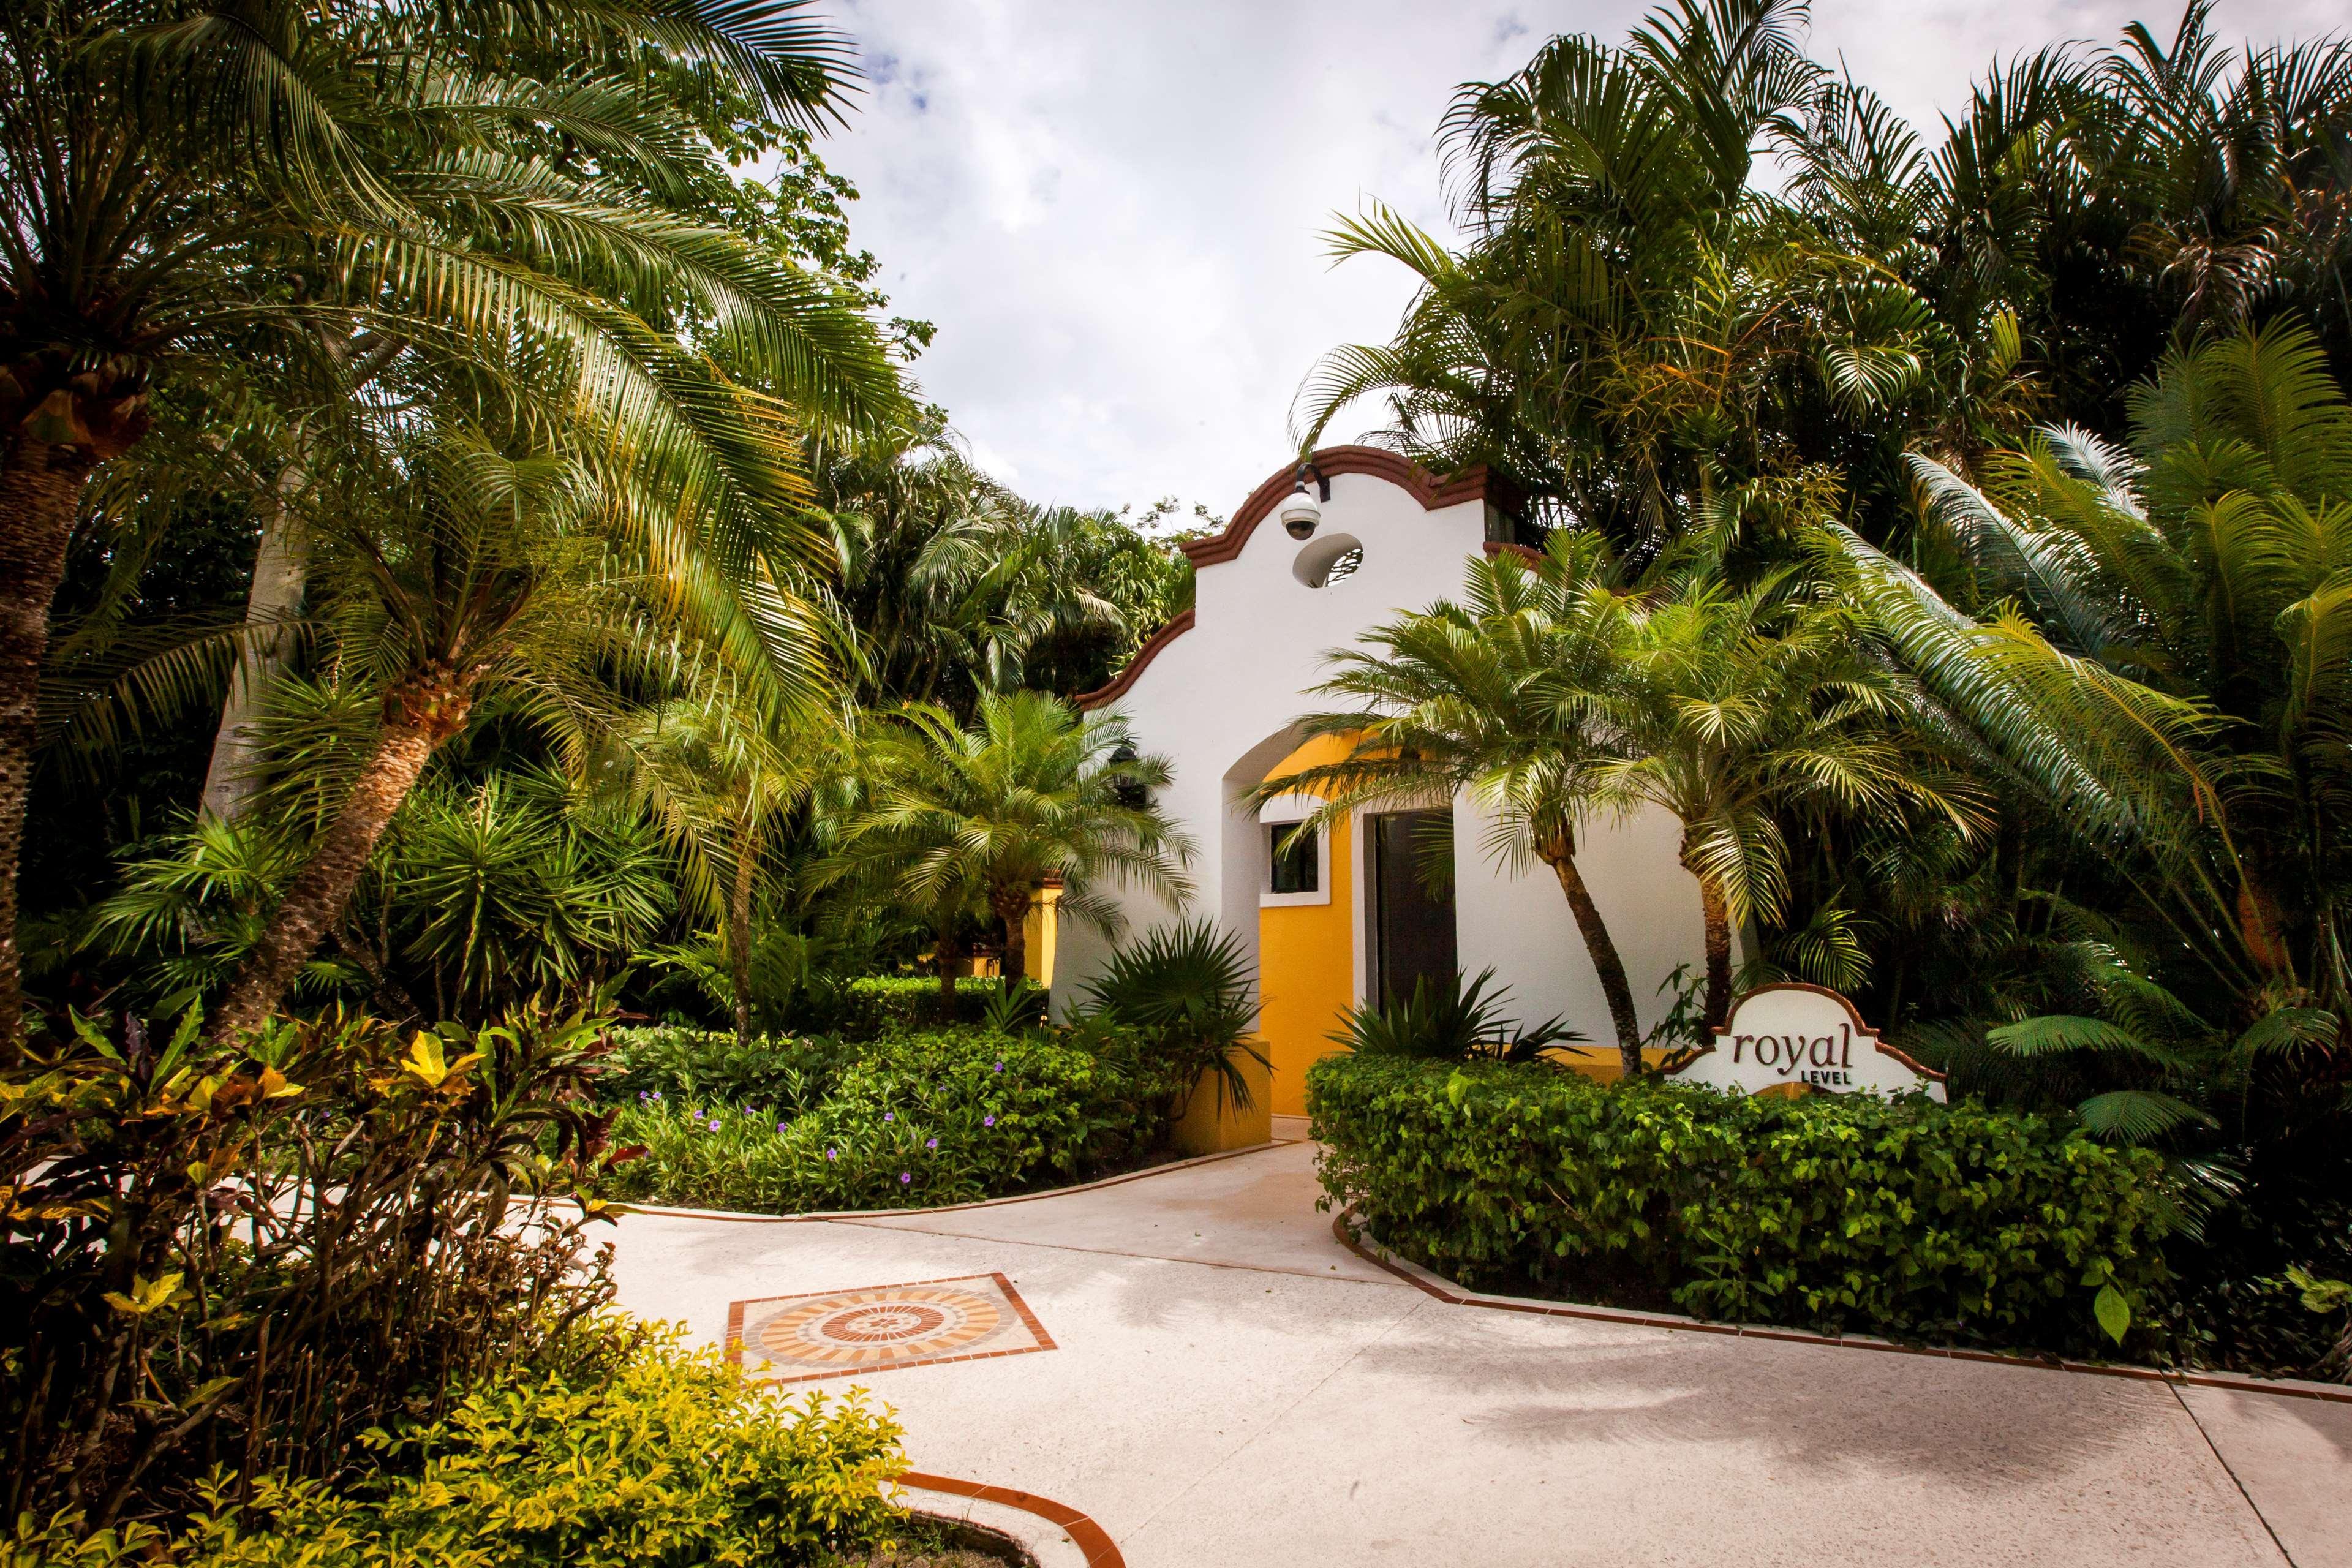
[1309,1054,2173,1355]
[18,1327,906,1568]
[598,1026,1175,1213]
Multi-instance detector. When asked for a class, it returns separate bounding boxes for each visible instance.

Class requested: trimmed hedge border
[1308,1054,2173,1357]
[599,1026,1179,1215]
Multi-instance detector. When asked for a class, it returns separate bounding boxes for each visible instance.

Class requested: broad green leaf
[2093,1283,2130,1345]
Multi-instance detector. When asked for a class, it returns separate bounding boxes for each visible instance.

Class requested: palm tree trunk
[201,465,307,819]
[1539,843,1643,1079]
[994,888,1031,991]
[1697,873,1733,1029]
[209,673,472,1042]
[935,925,964,1005]
[0,435,101,1062]
[728,846,755,1046]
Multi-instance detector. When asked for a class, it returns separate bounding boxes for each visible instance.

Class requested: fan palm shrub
[1077,920,1270,1117]
[1828,320,2352,1137]
[827,692,1194,987]
[92,760,677,1023]
[1328,967,1582,1064]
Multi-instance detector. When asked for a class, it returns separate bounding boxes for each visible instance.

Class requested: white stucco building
[1055,446,1713,1145]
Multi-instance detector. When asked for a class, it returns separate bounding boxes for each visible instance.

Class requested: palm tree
[1595,561,1986,1027]
[592,687,837,1043]
[205,351,832,1042]
[1292,0,1944,554]
[0,0,903,1055]
[1272,532,1654,1078]
[831,692,1194,989]
[816,429,1175,711]
[1828,319,2352,1131]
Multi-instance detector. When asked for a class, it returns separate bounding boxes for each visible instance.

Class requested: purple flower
[899,1172,911,1185]
[652,1090,663,1101]
[926,1137,938,1149]
[638,1090,649,1101]
[983,1115,995,1128]
[707,1120,721,1132]
[883,1111,894,1123]
[826,1148,838,1160]
[777,1122,788,1133]
[993,1061,1004,1072]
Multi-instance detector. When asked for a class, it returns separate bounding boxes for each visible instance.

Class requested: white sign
[1667,984,1947,1101]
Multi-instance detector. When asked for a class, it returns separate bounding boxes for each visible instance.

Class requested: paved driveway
[609,1136,2352,1567]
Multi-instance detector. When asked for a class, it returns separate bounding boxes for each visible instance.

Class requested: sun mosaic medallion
[725,1273,1055,1384]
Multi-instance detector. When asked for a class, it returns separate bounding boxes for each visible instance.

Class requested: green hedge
[799,976,1001,1040]
[600,1025,858,1112]
[599,1026,1172,1213]
[20,1327,903,1568]
[1309,1054,2173,1353]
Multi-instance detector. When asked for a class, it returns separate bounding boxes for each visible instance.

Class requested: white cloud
[821,1,2342,518]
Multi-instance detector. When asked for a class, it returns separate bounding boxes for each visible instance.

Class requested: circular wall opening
[1292,532,1365,588]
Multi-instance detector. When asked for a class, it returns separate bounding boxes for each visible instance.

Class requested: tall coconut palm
[1828,320,2352,1131]
[830,692,1194,989]
[205,350,833,1042]
[0,0,903,1055]
[1272,532,1654,1077]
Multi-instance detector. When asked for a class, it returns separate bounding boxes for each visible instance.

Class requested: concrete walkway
[611,1135,2352,1567]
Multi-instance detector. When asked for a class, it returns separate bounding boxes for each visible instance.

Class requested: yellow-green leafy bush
[11,1328,905,1568]
[1310,1055,2173,1354]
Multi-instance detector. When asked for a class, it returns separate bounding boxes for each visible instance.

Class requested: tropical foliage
[1287,0,2352,1373]
[827,692,1194,987]
[7,5,2352,1547]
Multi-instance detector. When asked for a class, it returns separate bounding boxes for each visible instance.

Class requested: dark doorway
[1372,809,1457,1007]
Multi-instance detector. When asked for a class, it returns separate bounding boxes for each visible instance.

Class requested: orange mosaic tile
[725,1272,1055,1385]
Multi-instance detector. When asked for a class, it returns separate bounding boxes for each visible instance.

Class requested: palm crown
[832,692,1194,987]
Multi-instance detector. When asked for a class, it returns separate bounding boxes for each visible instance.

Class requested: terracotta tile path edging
[1332,1205,2352,1408]
[894,1471,1125,1568]
[616,1139,1297,1225]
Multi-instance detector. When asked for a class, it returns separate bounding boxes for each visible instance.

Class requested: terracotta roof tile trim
[1072,608,1192,712]
[1074,444,1515,710]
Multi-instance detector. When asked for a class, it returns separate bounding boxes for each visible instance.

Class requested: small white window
[1258,794,1332,907]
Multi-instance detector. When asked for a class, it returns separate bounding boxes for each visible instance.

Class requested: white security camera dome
[1280,486,1321,540]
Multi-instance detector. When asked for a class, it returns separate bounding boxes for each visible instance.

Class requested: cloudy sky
[818,1,2336,520]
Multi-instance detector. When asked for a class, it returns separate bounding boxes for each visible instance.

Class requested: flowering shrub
[1310,1054,2174,1355]
[598,1026,1172,1213]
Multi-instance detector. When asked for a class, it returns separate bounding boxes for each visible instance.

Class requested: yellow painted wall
[1172,1049,1272,1152]
[1023,883,1060,990]
[1258,734,1362,1118]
